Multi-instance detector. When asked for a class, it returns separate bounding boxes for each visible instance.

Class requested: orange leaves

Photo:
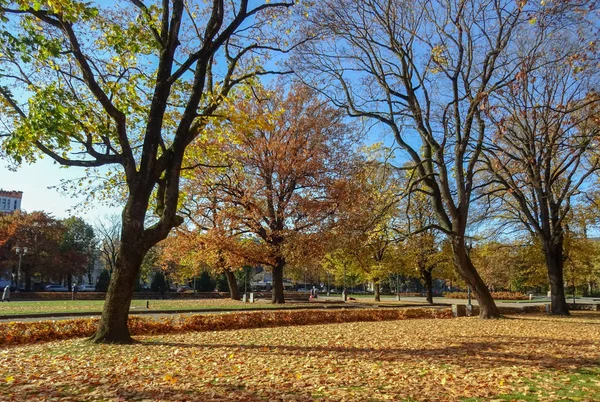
[0,308,451,346]
[1,312,600,401]
[445,291,528,300]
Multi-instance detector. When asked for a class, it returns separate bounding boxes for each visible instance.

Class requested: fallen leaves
[0,307,451,345]
[444,291,529,300]
[0,312,598,401]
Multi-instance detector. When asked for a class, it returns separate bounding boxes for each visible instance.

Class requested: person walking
[2,285,10,302]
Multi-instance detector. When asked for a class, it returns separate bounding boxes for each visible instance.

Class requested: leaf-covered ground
[1,312,599,401]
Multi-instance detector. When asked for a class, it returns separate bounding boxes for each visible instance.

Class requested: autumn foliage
[445,292,528,300]
[0,308,451,346]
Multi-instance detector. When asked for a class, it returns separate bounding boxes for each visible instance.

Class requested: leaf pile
[445,291,529,300]
[1,312,599,401]
[0,307,451,345]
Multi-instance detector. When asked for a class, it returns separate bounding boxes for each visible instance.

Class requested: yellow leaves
[1,313,600,400]
[430,44,449,72]
[5,376,14,384]
[163,374,178,384]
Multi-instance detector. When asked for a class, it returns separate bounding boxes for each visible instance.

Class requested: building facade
[0,190,23,214]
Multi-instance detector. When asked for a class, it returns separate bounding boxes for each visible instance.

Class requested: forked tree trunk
[451,238,500,318]
[271,257,285,304]
[422,269,434,304]
[542,238,569,315]
[225,270,240,300]
[374,282,381,302]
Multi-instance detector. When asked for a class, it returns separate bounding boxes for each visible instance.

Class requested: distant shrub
[444,291,528,300]
[150,271,167,293]
[95,270,111,292]
[195,271,216,292]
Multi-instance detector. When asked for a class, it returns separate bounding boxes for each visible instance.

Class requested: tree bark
[374,282,380,302]
[271,257,285,304]
[225,269,240,300]
[542,238,569,315]
[422,270,434,304]
[90,201,149,344]
[451,238,500,318]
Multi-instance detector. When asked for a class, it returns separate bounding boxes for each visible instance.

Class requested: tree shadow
[140,338,600,371]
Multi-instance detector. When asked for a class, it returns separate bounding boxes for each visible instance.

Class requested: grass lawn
[1,312,599,401]
[0,299,313,316]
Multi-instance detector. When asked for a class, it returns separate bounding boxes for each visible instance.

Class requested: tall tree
[481,35,600,314]
[60,216,95,289]
[94,215,121,275]
[294,0,532,317]
[400,192,451,304]
[0,211,66,289]
[0,0,295,343]
[183,83,355,303]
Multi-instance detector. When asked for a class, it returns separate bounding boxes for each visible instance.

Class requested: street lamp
[15,246,28,291]
[342,262,347,302]
[466,238,473,312]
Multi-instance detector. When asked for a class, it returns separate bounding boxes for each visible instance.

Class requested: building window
[14,200,17,210]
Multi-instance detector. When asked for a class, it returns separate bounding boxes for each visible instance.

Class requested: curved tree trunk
[225,269,240,300]
[90,202,149,344]
[422,269,434,304]
[271,257,285,304]
[90,245,144,344]
[374,282,381,302]
[542,238,569,315]
[451,238,500,318]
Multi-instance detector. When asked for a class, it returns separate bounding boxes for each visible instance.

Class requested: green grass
[463,367,600,401]
[0,299,311,316]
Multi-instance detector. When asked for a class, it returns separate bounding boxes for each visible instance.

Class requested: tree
[60,217,95,290]
[294,0,531,317]
[481,34,600,314]
[0,0,295,343]
[150,270,167,293]
[400,192,451,304]
[332,150,401,301]
[183,83,355,303]
[195,271,216,292]
[95,269,111,292]
[94,215,121,275]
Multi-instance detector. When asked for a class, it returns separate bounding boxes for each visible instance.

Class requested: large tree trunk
[90,200,150,344]
[89,239,145,344]
[451,238,500,318]
[225,270,240,300]
[542,238,569,315]
[271,257,285,304]
[374,281,380,302]
[422,269,434,304]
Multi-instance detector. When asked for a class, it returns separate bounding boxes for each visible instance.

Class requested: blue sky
[2,158,120,222]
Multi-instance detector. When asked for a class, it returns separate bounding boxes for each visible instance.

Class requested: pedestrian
[72,284,79,300]
[2,285,10,302]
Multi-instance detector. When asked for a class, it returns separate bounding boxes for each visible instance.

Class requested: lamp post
[466,238,473,313]
[15,246,28,291]
[342,262,347,302]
